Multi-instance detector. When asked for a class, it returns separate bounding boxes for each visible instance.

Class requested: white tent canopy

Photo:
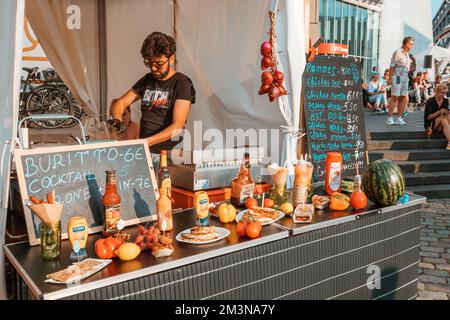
[415,44,450,77]
[25,0,306,166]
[1,0,307,298]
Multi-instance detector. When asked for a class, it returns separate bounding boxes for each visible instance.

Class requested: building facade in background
[317,0,383,80]
[433,0,450,48]
[310,0,433,81]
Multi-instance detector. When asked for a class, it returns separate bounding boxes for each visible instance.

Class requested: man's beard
[152,67,170,79]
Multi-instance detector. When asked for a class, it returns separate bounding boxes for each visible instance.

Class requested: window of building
[318,0,381,81]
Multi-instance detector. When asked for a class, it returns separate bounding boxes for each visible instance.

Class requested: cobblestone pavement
[417,199,450,300]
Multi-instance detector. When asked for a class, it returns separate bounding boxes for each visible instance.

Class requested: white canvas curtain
[25,0,100,116]
[26,0,306,166]
[165,0,304,166]
[106,0,174,121]
[176,0,284,152]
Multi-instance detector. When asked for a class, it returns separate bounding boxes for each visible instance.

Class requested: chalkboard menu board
[14,140,159,245]
[303,55,367,181]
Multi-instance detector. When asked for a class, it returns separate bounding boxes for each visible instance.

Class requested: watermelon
[362,159,405,206]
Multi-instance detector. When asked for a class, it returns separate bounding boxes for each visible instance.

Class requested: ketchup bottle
[325,152,343,196]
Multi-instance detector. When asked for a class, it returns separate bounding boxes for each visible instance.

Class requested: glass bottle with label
[325,152,343,196]
[230,152,255,207]
[102,170,121,235]
[157,150,171,196]
[157,179,173,231]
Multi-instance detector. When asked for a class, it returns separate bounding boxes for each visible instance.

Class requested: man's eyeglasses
[143,58,170,69]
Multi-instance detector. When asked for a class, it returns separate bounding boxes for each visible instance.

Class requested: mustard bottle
[68,216,89,260]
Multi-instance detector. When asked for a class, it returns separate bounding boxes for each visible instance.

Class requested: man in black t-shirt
[110,32,196,163]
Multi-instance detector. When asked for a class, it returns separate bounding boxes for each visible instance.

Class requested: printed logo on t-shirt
[142,89,170,110]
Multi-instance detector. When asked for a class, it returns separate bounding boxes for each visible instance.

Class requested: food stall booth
[1,0,425,301]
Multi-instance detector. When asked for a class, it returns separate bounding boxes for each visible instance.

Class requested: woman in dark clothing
[424,84,450,150]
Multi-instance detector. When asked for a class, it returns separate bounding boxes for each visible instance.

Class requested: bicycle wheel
[24,85,74,128]
[59,84,86,128]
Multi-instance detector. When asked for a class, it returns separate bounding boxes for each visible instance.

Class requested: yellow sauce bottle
[68,216,89,260]
[193,191,209,226]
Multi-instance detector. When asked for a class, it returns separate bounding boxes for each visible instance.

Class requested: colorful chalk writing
[303,56,367,181]
[15,141,158,245]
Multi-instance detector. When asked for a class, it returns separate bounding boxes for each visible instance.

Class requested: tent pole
[98,0,107,122]
[298,0,310,159]
[173,0,178,70]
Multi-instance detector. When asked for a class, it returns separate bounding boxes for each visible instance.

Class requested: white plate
[176,227,230,245]
[235,208,285,226]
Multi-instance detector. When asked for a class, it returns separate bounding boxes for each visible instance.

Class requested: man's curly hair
[141,32,176,59]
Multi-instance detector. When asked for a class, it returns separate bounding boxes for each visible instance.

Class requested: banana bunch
[341,178,355,194]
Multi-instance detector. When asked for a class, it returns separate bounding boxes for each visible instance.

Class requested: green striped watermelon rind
[362,159,405,207]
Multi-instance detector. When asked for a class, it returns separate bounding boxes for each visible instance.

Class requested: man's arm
[388,50,398,84]
[146,99,191,147]
[110,89,140,121]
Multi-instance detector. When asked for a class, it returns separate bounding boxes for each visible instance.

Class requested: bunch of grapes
[135,225,161,251]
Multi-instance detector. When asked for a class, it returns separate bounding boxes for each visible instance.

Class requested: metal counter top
[5,193,427,300]
[274,192,426,235]
[4,208,289,300]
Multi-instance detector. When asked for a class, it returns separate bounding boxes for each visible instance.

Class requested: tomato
[263,198,274,208]
[95,239,114,259]
[236,221,248,237]
[350,191,368,210]
[245,198,258,209]
[104,236,122,258]
[246,221,262,239]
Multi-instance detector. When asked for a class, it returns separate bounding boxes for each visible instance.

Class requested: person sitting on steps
[409,72,425,106]
[367,72,387,113]
[424,84,450,150]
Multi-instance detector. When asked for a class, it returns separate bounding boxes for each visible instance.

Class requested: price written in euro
[303,56,368,180]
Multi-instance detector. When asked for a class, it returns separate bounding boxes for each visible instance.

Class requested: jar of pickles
[40,221,61,261]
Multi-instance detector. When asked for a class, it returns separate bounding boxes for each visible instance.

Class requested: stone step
[369,149,450,161]
[405,171,450,186]
[367,131,444,140]
[367,139,448,151]
[395,159,450,173]
[407,184,450,199]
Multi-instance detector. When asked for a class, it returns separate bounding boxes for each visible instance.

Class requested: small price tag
[161,220,167,232]
[117,219,125,231]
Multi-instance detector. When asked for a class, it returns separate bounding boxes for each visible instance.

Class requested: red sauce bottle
[325,152,343,196]
[102,170,121,235]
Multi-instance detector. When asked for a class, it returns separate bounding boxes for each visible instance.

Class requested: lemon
[115,242,141,261]
[280,202,294,215]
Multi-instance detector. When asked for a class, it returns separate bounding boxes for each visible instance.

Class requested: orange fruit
[246,221,262,239]
[263,198,275,208]
[330,192,350,211]
[350,191,368,210]
[245,198,258,209]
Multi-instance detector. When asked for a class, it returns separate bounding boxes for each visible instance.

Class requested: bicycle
[41,68,86,128]
[19,67,80,128]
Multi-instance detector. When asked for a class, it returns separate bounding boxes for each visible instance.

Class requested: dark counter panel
[60,203,421,300]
